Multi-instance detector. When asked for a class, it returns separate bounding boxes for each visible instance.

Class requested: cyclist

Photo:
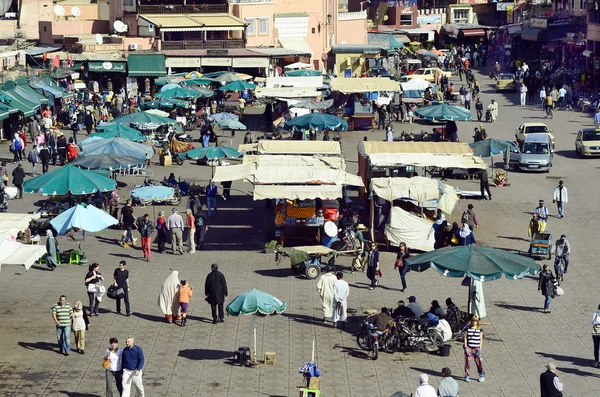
[544,94,553,117]
[553,234,571,281]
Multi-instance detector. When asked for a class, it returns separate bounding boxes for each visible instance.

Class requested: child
[179,280,193,326]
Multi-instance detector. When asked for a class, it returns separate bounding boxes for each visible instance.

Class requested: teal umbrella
[70,154,146,171]
[469,138,512,172]
[155,86,204,99]
[139,97,186,110]
[284,70,322,77]
[216,119,247,130]
[414,103,473,121]
[188,86,214,97]
[227,289,288,363]
[214,72,242,83]
[91,124,147,142]
[284,113,348,131]
[219,80,256,91]
[23,165,116,195]
[112,111,176,129]
[81,137,154,160]
[185,146,243,160]
[180,78,216,86]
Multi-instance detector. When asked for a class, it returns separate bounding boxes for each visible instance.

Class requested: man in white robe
[332,272,349,328]
[316,266,336,323]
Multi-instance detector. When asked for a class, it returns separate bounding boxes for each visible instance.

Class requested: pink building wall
[39,20,110,45]
[17,0,53,40]
[230,3,276,48]
[336,17,367,45]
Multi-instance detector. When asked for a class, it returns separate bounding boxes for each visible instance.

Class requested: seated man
[392,300,415,319]
[166,173,178,186]
[368,307,391,335]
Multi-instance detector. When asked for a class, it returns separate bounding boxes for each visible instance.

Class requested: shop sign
[207,49,228,56]
[400,8,413,14]
[232,57,269,68]
[165,57,201,68]
[417,15,442,24]
[88,61,126,72]
[200,57,232,67]
[496,2,512,11]
[530,18,547,29]
[547,17,570,28]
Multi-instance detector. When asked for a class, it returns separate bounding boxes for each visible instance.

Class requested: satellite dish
[71,6,81,17]
[96,33,103,45]
[113,20,126,34]
[341,40,347,44]
[54,4,65,16]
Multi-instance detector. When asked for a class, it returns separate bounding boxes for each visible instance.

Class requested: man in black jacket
[56,133,67,166]
[540,362,563,397]
[12,163,25,199]
[39,143,51,174]
[205,263,228,324]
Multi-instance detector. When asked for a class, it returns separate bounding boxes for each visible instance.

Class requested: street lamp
[318,13,333,33]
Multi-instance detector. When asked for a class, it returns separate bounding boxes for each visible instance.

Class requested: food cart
[405,59,422,75]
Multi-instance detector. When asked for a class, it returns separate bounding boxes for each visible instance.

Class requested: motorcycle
[485,109,493,123]
[383,317,444,353]
[327,226,361,268]
[356,316,381,360]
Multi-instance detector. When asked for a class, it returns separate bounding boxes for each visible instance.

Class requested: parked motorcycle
[383,317,444,353]
[485,109,493,123]
[356,316,381,360]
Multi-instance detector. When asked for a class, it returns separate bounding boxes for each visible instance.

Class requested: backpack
[13,138,21,151]
[461,211,470,224]
[196,215,205,228]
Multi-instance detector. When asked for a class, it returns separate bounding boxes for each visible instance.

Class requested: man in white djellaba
[316,266,336,323]
[332,272,349,329]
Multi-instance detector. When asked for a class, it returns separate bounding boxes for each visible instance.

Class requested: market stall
[0,238,47,271]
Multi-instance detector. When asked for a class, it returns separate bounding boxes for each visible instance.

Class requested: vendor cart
[348,114,376,131]
[531,232,552,260]
[275,244,362,279]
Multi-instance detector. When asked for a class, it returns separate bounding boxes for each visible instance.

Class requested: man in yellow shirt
[544,95,553,115]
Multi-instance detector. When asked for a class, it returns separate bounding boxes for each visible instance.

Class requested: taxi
[575,128,600,157]
[496,73,517,92]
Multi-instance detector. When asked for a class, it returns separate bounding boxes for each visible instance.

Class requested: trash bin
[439,344,451,357]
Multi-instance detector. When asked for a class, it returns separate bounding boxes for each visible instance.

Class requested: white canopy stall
[0,239,47,271]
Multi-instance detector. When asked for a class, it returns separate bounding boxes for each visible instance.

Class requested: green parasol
[219,80,257,91]
[91,123,147,142]
[23,164,116,195]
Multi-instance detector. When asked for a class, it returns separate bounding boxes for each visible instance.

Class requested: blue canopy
[414,103,473,121]
[284,113,348,131]
[50,203,118,235]
[131,186,175,201]
[80,137,154,160]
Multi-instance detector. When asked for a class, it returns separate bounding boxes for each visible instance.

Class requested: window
[246,18,256,35]
[453,9,469,24]
[259,17,269,35]
[400,14,412,26]
[580,0,584,10]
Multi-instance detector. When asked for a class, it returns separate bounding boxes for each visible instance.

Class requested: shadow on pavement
[494,303,540,312]
[555,366,600,378]
[132,312,165,323]
[554,150,579,160]
[254,268,295,278]
[58,392,102,397]
[282,312,333,329]
[409,366,443,377]
[497,236,530,242]
[333,344,371,359]
[178,348,233,360]
[535,351,596,369]
[18,341,57,352]
[350,282,403,293]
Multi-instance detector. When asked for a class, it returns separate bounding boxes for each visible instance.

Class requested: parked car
[402,68,451,83]
[496,73,517,92]
[515,122,555,148]
[518,133,554,172]
[370,66,391,78]
[575,128,600,157]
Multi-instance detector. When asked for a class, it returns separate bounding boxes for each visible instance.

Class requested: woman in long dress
[470,279,486,319]
[45,229,58,270]
[158,271,180,323]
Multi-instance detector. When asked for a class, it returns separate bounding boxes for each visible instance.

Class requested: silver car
[518,133,554,172]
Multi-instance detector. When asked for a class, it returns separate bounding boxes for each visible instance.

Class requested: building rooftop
[139,13,246,30]
[331,44,384,54]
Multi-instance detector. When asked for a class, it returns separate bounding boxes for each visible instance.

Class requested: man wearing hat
[167,208,184,255]
[316,266,336,323]
[540,362,563,397]
[332,272,349,329]
[407,296,422,317]
[535,200,549,228]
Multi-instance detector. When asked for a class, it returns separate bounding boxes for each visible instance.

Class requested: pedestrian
[51,295,73,356]
[12,163,25,199]
[121,336,145,397]
[179,280,193,326]
[158,270,180,324]
[464,91,471,110]
[463,315,485,383]
[72,300,88,354]
[332,271,349,329]
[0,161,6,186]
[488,99,498,122]
[39,143,50,174]
[84,110,94,134]
[475,97,483,121]
[185,209,196,253]
[395,242,410,292]
[386,125,394,142]
[461,204,478,231]
[540,362,563,397]
[104,338,124,397]
[56,131,67,165]
[205,263,228,324]
[414,374,436,397]
[27,144,39,176]
[437,367,459,397]
[11,133,23,163]
[195,205,209,250]
[84,262,104,316]
[137,213,154,262]
[535,199,549,227]
[520,82,528,106]
[479,168,491,200]
[552,180,568,218]
[528,214,543,251]
[119,199,136,248]
[538,264,555,313]
[553,234,570,277]
[367,242,380,290]
[445,298,461,333]
[113,260,131,316]
[66,137,78,162]
[167,208,184,255]
[316,266,336,323]
[45,229,58,270]
[156,211,167,253]
[458,223,476,245]
[206,181,218,217]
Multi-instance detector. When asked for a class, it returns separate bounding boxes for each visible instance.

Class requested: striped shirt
[52,303,73,327]
[466,328,481,348]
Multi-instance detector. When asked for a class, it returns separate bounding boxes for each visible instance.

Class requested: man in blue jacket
[122,336,144,397]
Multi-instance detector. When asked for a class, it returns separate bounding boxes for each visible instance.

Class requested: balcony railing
[162,39,245,50]
[139,4,227,14]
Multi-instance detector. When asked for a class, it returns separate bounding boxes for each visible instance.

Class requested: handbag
[102,357,111,369]
[450,235,459,245]
[376,269,382,277]
[394,259,403,269]
[107,285,125,299]
[87,283,97,293]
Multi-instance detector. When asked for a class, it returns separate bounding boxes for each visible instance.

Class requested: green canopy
[91,124,147,142]
[214,72,241,83]
[389,35,404,50]
[139,97,186,110]
[216,119,247,130]
[469,138,512,158]
[284,113,348,131]
[405,245,541,281]
[23,164,116,195]
[219,80,256,92]
[180,78,216,86]
[155,86,205,99]
[14,78,48,105]
[189,86,214,97]
[285,70,322,77]
[112,111,176,129]
[185,146,243,160]
[414,103,473,121]
[0,81,39,117]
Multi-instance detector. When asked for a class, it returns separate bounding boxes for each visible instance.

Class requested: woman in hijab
[449,222,461,246]
[458,223,476,246]
[45,229,58,270]
[158,271,180,323]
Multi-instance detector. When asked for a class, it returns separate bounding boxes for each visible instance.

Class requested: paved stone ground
[1,68,600,397]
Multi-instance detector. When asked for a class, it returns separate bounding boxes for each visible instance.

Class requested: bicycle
[544,105,554,119]
[554,255,565,285]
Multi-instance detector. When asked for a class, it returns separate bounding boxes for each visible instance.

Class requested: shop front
[87,61,127,93]
[127,53,167,97]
